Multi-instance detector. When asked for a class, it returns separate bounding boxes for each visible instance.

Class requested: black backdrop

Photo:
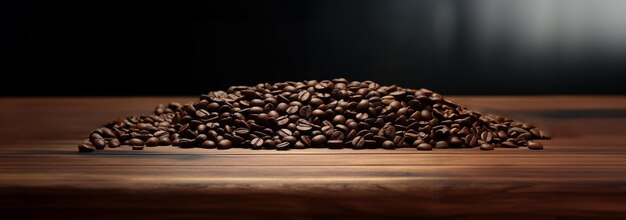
[3,0,626,96]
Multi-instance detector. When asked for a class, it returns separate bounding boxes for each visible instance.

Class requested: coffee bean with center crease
[146,137,160,146]
[296,123,313,132]
[352,136,365,149]
[286,105,299,114]
[108,139,121,148]
[93,139,106,150]
[251,138,264,149]
[278,129,292,138]
[276,142,290,150]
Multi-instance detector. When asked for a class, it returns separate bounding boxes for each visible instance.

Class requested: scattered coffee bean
[527,141,543,150]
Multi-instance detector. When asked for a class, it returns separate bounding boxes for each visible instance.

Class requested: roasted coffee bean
[93,139,106,150]
[146,137,160,146]
[464,134,478,147]
[296,123,313,132]
[276,142,290,150]
[217,139,233,149]
[311,135,327,146]
[448,136,462,146]
[480,131,493,142]
[251,138,264,149]
[332,115,346,125]
[357,100,369,111]
[78,143,96,152]
[278,128,292,138]
[200,140,216,148]
[129,138,144,146]
[435,141,449,149]
[352,136,365,148]
[327,140,344,148]
[501,141,518,148]
[480,143,495,151]
[298,91,311,102]
[159,137,172,146]
[527,141,543,150]
[286,105,299,114]
[108,138,121,148]
[417,143,432,151]
[132,145,144,150]
[299,106,312,118]
[382,140,395,149]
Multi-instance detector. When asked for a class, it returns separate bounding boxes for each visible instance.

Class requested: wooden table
[1,96,625,219]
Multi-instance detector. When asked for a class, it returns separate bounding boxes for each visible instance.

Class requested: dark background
[3,0,626,96]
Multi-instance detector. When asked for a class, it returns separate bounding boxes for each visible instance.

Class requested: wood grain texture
[1,96,625,219]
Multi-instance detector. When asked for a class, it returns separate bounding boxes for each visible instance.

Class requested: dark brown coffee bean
[264,139,277,149]
[276,142,290,150]
[108,139,121,148]
[217,139,233,149]
[146,137,160,146]
[282,136,297,144]
[382,140,395,149]
[278,128,292,138]
[130,138,144,146]
[464,134,478,147]
[480,131,493,142]
[413,142,430,151]
[277,116,290,126]
[296,123,313,132]
[356,99,369,111]
[527,141,543,150]
[435,141,449,149]
[93,139,106,150]
[300,136,312,147]
[201,140,216,148]
[286,105,299,114]
[78,143,95,152]
[448,136,462,146]
[501,141,517,148]
[327,140,343,148]
[352,136,365,148]
[132,145,144,150]
[332,115,346,125]
[480,143,494,150]
[298,91,311,102]
[299,106,312,118]
[356,112,369,120]
[251,138,264,148]
[311,135,327,146]
[159,137,172,146]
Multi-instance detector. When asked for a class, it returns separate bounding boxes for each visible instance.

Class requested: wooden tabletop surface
[1,96,625,219]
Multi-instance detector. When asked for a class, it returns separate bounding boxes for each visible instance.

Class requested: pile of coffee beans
[78,78,549,152]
